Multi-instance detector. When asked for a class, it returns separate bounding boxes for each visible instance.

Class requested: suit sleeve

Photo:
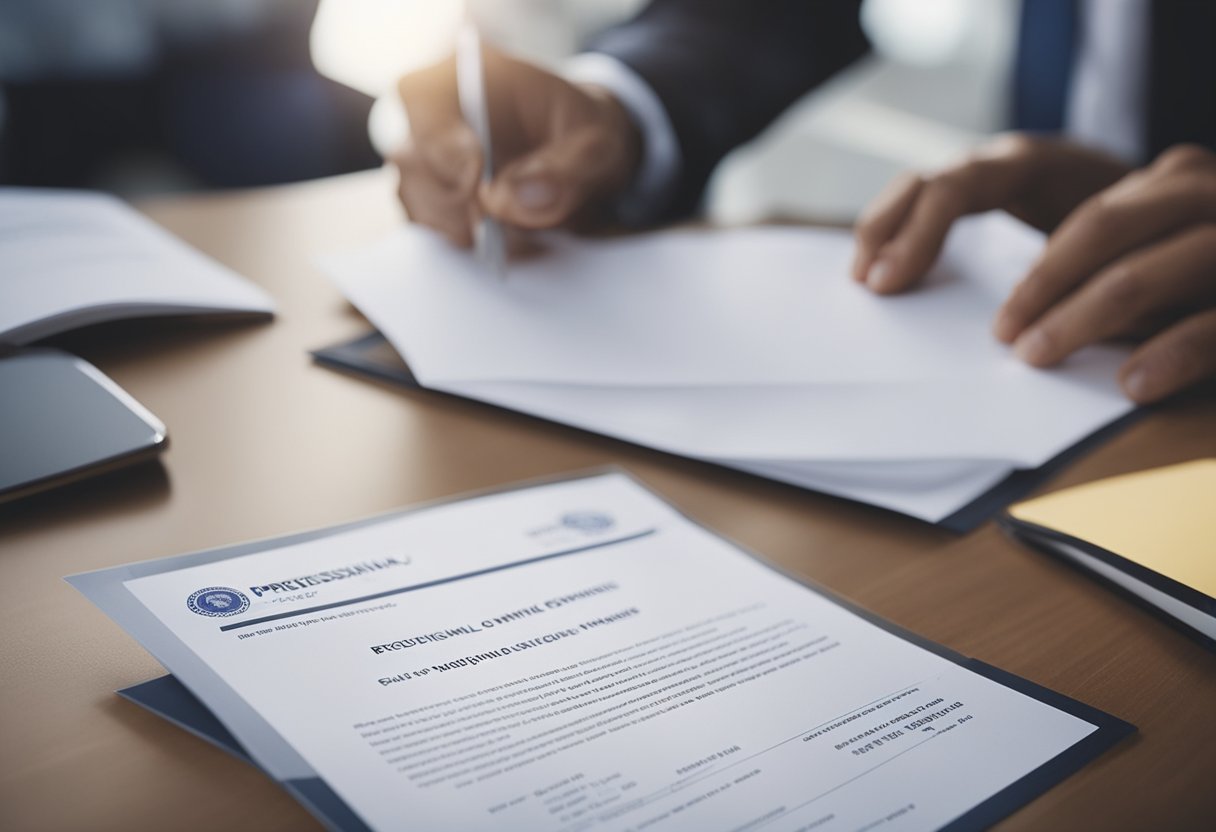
[585,0,870,223]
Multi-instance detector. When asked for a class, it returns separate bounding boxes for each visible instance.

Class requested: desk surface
[2,169,1214,831]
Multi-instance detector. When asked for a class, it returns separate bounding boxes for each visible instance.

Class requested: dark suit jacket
[587,0,1216,224]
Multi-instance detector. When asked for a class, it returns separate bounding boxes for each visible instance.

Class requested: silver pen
[456,21,507,281]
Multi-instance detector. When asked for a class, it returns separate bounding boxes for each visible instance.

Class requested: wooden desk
[1,169,1213,831]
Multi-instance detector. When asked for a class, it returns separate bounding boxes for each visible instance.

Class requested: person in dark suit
[391,0,1216,404]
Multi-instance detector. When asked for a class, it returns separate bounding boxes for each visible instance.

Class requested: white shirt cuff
[565,52,682,225]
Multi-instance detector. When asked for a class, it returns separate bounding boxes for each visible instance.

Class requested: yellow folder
[1006,459,1216,644]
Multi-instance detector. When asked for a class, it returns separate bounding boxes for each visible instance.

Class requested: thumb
[481,130,619,229]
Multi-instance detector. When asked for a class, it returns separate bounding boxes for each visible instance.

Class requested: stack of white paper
[321,213,1134,522]
[0,188,274,344]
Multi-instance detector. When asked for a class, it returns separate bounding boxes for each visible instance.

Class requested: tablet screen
[0,349,166,499]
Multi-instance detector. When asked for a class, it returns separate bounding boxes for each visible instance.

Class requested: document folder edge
[999,518,1216,651]
[118,676,370,832]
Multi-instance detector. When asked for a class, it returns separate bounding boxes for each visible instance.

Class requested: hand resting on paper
[853,135,1216,404]
[391,46,641,249]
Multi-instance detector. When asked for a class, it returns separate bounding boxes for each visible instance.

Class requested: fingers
[397,56,463,141]
[397,57,484,194]
[480,125,631,230]
[862,171,975,294]
[993,169,1216,343]
[853,135,1046,294]
[395,49,639,240]
[852,174,922,284]
[1009,225,1216,366]
[1120,307,1216,403]
[419,125,483,190]
[394,139,481,247]
[394,57,485,246]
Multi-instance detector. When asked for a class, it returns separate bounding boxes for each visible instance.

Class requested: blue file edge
[118,675,370,832]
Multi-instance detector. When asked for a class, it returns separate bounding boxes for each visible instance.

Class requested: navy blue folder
[119,676,371,832]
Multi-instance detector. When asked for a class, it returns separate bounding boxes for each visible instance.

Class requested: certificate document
[70,473,1131,831]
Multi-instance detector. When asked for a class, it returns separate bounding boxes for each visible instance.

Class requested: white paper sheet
[69,474,1128,832]
[321,215,1135,522]
[0,188,274,344]
[324,214,1127,389]
[440,368,1125,466]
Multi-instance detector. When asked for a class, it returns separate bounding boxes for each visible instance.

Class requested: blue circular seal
[187,587,250,618]
[561,511,615,532]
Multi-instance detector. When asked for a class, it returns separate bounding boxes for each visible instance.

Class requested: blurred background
[0,0,1019,222]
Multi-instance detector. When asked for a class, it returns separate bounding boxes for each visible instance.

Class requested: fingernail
[866,259,894,292]
[1122,368,1151,401]
[514,178,557,211]
[1013,329,1051,365]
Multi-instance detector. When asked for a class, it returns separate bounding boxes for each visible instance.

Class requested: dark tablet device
[0,348,167,502]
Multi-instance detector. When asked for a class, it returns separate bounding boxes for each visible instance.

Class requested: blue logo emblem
[187,587,250,617]
[561,511,615,532]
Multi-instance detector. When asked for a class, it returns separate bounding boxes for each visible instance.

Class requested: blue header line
[218,528,657,632]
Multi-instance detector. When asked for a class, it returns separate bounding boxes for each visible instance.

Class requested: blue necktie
[1012,0,1080,132]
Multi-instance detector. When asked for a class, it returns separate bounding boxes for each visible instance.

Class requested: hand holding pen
[391,36,641,260]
